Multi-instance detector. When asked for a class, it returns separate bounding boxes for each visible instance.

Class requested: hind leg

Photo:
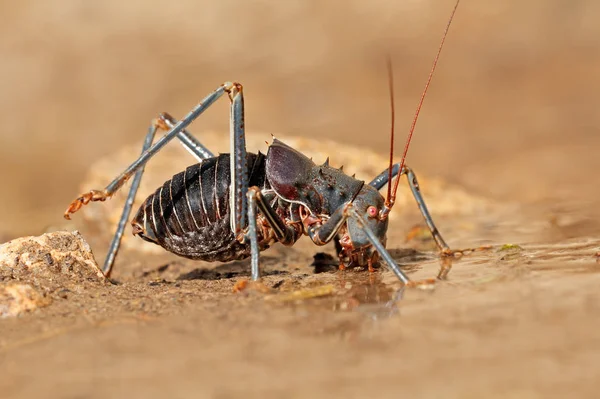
[64,83,234,219]
[102,114,216,276]
[64,83,242,276]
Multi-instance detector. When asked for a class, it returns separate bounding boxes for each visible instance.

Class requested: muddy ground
[1,1,600,398]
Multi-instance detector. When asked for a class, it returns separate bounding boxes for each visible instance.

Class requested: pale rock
[0,283,50,318]
[0,231,105,293]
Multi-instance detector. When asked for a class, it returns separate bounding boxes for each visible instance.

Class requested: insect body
[131,137,397,265]
[64,1,462,283]
[131,152,272,263]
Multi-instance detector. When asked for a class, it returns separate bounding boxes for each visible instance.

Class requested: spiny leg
[227,83,249,237]
[368,163,450,252]
[102,113,215,276]
[223,82,293,280]
[64,82,235,218]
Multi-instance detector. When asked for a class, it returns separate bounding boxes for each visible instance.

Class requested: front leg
[344,204,411,285]
[305,206,348,246]
[305,205,411,284]
[245,187,298,280]
[368,163,450,252]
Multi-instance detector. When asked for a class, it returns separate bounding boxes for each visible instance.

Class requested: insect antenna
[382,0,461,218]
[385,56,396,210]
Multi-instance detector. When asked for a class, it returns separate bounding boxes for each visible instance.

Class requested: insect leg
[368,163,450,252]
[345,205,411,284]
[227,83,249,236]
[102,124,157,276]
[403,167,450,251]
[64,82,234,218]
[252,190,296,244]
[155,112,214,161]
[245,187,297,280]
[306,206,348,246]
[246,188,261,280]
[368,163,402,191]
[102,114,217,276]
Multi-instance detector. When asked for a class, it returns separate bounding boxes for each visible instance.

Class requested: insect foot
[232,279,272,294]
[441,245,493,258]
[64,190,110,219]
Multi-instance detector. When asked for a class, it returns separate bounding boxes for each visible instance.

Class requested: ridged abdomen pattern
[132,153,267,262]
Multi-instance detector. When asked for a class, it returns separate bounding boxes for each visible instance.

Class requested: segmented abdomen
[132,153,267,262]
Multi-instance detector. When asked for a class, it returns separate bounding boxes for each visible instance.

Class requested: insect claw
[233,279,272,294]
[323,157,329,167]
[63,189,110,219]
[339,165,343,171]
[368,258,375,273]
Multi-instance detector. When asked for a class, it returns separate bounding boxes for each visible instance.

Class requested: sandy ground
[1,1,600,398]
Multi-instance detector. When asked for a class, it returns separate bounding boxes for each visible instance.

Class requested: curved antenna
[381,0,461,218]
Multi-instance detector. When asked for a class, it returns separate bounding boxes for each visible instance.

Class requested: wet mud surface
[2,1,600,398]
[2,235,599,398]
[2,135,600,398]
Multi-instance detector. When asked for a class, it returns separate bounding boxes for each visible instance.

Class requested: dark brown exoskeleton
[64,1,462,284]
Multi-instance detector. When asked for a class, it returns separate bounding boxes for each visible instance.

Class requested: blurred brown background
[1,0,599,238]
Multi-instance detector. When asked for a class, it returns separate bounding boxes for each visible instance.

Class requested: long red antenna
[382,0,460,216]
[385,56,395,206]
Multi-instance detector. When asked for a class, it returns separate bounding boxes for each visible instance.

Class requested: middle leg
[245,187,298,280]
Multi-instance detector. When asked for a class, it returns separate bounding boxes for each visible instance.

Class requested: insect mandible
[64,0,462,284]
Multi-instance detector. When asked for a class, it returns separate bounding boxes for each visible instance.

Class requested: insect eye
[367,206,378,218]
